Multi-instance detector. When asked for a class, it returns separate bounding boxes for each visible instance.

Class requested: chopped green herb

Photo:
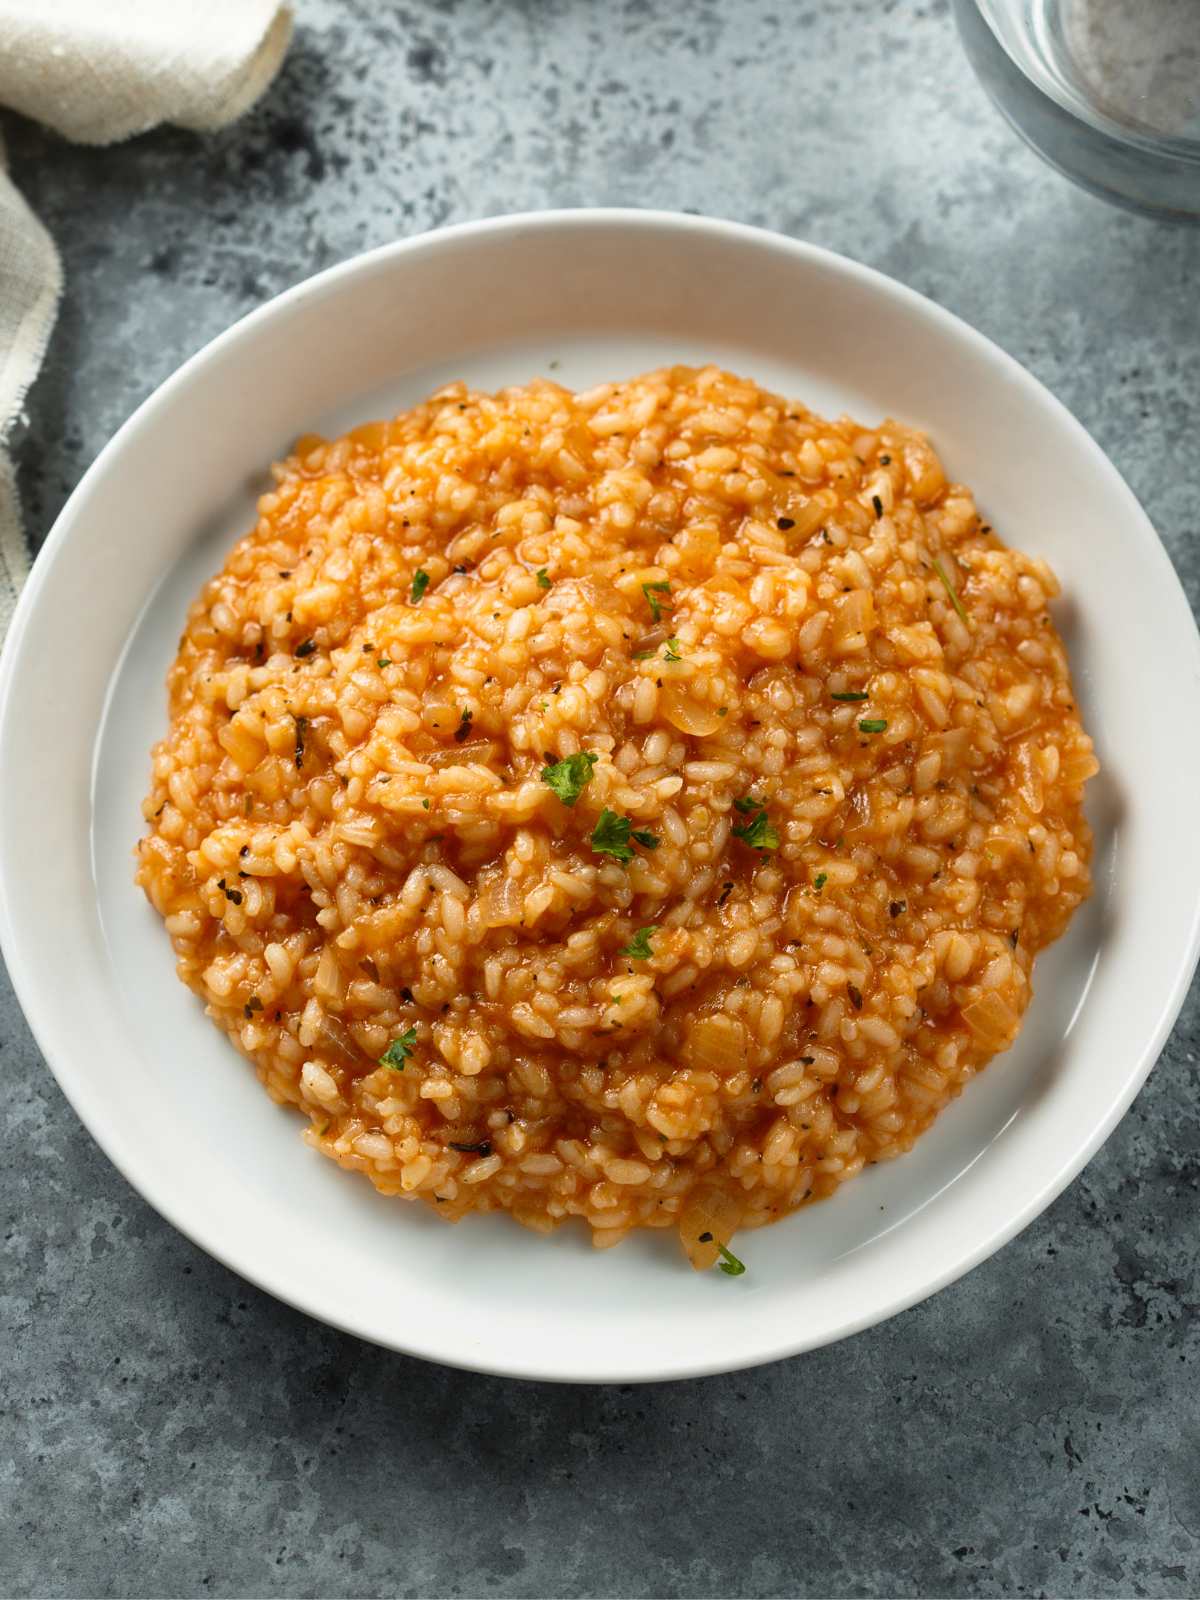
[716,1242,747,1277]
[536,568,551,589]
[449,1138,492,1156]
[454,708,473,742]
[422,798,431,810]
[377,657,392,668]
[591,808,635,863]
[858,718,888,734]
[621,925,658,960]
[541,751,598,806]
[380,1026,418,1070]
[664,637,682,662]
[813,872,828,892]
[717,706,729,717]
[631,829,660,850]
[631,648,656,661]
[733,795,764,814]
[411,569,430,604]
[294,639,316,658]
[641,580,672,623]
[831,690,869,703]
[932,555,970,626]
[732,808,780,851]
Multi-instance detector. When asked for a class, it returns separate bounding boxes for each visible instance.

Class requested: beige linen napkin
[0,0,293,638]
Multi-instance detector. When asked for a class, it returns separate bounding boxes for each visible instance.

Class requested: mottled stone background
[2,2,1198,1596]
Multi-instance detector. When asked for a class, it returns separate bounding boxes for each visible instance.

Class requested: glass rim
[970,0,1200,164]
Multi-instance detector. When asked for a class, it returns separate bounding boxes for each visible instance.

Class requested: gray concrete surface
[3,1,1199,1596]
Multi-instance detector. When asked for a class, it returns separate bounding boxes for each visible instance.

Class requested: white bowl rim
[3,207,1199,1382]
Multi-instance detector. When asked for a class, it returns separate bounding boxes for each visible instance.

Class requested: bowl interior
[4,214,1198,1380]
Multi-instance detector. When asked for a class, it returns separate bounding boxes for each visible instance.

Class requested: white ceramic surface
[2,210,1198,1383]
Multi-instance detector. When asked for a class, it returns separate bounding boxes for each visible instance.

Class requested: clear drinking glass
[953,0,1200,220]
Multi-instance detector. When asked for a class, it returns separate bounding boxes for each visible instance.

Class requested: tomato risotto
[137,366,1096,1269]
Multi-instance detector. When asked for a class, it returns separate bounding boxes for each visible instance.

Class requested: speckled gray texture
[2,2,1199,1596]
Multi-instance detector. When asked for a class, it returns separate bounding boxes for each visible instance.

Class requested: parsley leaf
[590,808,634,863]
[536,568,551,589]
[411,569,430,604]
[716,1242,747,1277]
[733,795,764,814]
[380,1026,418,1070]
[664,637,682,661]
[541,751,598,806]
[641,580,672,623]
[622,926,658,959]
[731,807,780,851]
[932,556,970,626]
[813,871,828,891]
[858,718,888,734]
[631,828,660,850]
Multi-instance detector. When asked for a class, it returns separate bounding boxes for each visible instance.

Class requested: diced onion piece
[961,990,1020,1050]
[630,626,669,655]
[673,522,721,568]
[842,783,875,838]
[831,590,876,653]
[679,1183,744,1272]
[783,496,828,538]
[660,684,726,737]
[316,1012,371,1072]
[483,874,524,929]
[685,1013,747,1072]
[427,741,498,768]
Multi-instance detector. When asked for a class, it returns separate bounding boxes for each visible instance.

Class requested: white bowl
[2,210,1198,1383]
